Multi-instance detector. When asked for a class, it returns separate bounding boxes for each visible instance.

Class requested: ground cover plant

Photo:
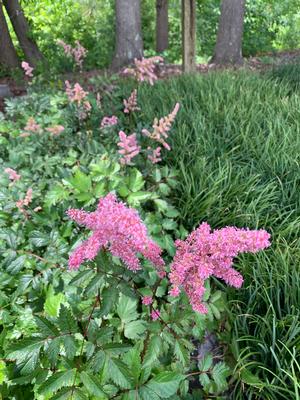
[0,58,299,400]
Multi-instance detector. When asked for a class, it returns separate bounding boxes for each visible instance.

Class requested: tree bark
[182,0,196,73]
[211,0,246,65]
[0,1,19,69]
[3,0,43,67]
[111,0,143,71]
[156,0,168,53]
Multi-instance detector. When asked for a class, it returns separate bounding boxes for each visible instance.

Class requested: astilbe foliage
[169,222,271,313]
[67,193,165,275]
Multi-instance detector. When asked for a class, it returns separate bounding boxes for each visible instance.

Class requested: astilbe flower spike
[100,116,118,129]
[169,222,271,314]
[21,61,33,78]
[57,39,87,70]
[20,117,41,137]
[123,89,140,114]
[46,125,65,136]
[67,193,165,275]
[4,168,21,182]
[142,103,180,151]
[124,56,163,85]
[117,131,141,165]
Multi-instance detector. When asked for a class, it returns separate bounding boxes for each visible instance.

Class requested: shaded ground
[1,49,300,113]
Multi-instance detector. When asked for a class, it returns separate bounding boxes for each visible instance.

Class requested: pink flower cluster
[151,310,160,321]
[20,117,41,137]
[117,131,141,165]
[123,89,140,114]
[142,296,153,306]
[4,168,21,183]
[65,81,91,119]
[143,103,180,152]
[147,146,162,164]
[124,56,163,85]
[16,188,32,214]
[169,222,271,313]
[46,125,65,136]
[100,116,118,129]
[21,61,33,78]
[57,39,87,70]
[65,81,88,104]
[67,193,165,274]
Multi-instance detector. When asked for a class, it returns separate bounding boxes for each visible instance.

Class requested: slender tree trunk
[156,0,168,53]
[3,0,43,67]
[182,0,196,73]
[211,0,246,65]
[0,1,19,69]
[111,0,143,70]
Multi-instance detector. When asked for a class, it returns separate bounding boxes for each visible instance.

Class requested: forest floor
[1,49,300,113]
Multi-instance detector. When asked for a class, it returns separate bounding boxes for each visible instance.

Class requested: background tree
[3,0,43,67]
[111,0,143,70]
[156,0,168,53]
[211,0,246,65]
[182,0,196,73]
[0,1,19,69]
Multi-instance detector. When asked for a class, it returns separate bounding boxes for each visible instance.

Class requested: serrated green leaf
[240,369,264,386]
[45,337,61,365]
[99,287,118,317]
[145,372,183,398]
[128,169,144,192]
[143,335,162,368]
[117,295,138,323]
[108,358,133,389]
[69,269,94,286]
[35,316,60,337]
[57,305,77,334]
[38,369,77,395]
[174,340,189,365]
[198,354,213,372]
[80,371,107,398]
[63,335,77,360]
[84,273,104,296]
[211,362,229,391]
[124,320,146,339]
[7,255,26,274]
[44,286,66,317]
[69,170,92,193]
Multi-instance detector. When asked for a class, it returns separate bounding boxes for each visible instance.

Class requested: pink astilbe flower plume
[100,116,118,129]
[4,168,21,182]
[67,193,165,275]
[46,125,65,136]
[142,103,180,151]
[21,61,33,78]
[57,39,87,70]
[123,56,163,85]
[148,146,162,164]
[117,131,141,165]
[169,222,271,314]
[123,89,140,114]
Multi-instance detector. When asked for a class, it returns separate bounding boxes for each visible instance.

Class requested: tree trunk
[3,0,43,67]
[0,1,19,69]
[156,0,168,53]
[182,0,196,73]
[211,0,246,65]
[111,0,143,71]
